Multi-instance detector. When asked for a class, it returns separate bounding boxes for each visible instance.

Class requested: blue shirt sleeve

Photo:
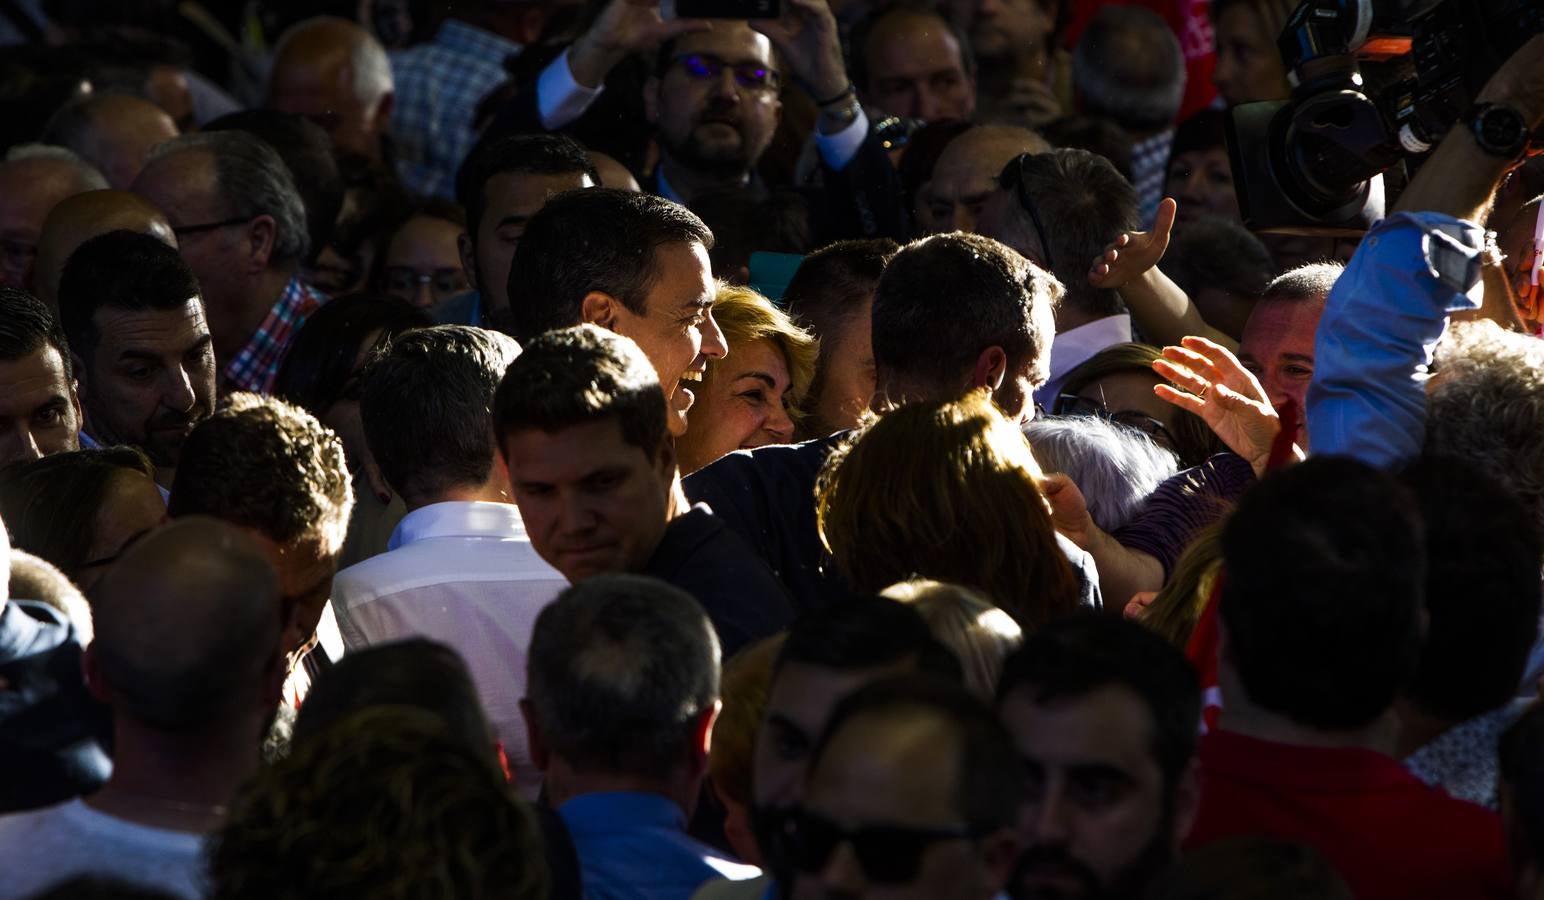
[1306,211,1487,470]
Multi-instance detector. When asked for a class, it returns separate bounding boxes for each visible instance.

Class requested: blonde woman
[677,283,819,474]
[817,390,1085,631]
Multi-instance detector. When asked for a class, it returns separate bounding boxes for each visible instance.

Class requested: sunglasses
[672,53,780,92]
[1054,393,1177,450]
[999,155,1056,272]
[791,810,978,884]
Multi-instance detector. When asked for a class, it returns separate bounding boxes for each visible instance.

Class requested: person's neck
[152,465,176,491]
[85,714,261,834]
[209,267,296,365]
[656,153,749,206]
[1218,671,1401,755]
[541,758,699,818]
[1054,306,1114,333]
[1393,697,1459,758]
[405,478,512,512]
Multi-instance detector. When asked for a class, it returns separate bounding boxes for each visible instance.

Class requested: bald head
[40,95,180,191]
[91,516,282,731]
[925,126,1050,235]
[34,190,177,310]
[0,149,109,292]
[268,16,394,161]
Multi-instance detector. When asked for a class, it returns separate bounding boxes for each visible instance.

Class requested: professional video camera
[1226,0,1544,234]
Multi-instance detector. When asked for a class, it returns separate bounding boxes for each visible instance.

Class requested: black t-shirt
[642,505,798,659]
[0,600,112,812]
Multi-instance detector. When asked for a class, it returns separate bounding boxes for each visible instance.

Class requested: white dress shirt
[1033,313,1134,412]
[332,501,569,798]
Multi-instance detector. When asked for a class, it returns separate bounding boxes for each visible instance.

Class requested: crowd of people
[0,0,1542,897]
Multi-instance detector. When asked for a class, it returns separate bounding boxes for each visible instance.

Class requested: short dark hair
[361,326,521,505]
[1500,704,1544,872]
[871,231,1058,399]
[690,187,811,279]
[0,287,71,380]
[526,574,720,778]
[455,132,598,245]
[1071,5,1185,132]
[850,2,976,94]
[0,446,154,577]
[776,594,963,682]
[293,638,494,764]
[1400,456,1542,722]
[815,674,1023,831]
[1159,217,1273,301]
[1220,457,1425,730]
[57,230,202,361]
[1039,116,1135,182]
[168,393,354,553]
[784,238,898,343]
[204,110,343,267]
[505,188,714,343]
[272,294,431,418]
[494,324,667,459]
[1001,149,1139,318]
[1169,109,1228,161]
[998,614,1201,787]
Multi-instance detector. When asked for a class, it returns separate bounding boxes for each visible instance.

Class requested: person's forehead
[134,151,222,215]
[505,418,648,474]
[92,302,209,351]
[933,137,1034,193]
[999,682,1160,773]
[1240,296,1325,351]
[647,242,714,308]
[672,25,776,67]
[769,660,903,731]
[808,711,962,823]
[482,170,591,222]
[386,215,462,262]
[0,345,71,404]
[0,163,90,232]
[868,14,964,74]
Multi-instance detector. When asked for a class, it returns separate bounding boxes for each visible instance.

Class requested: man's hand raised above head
[569,0,712,89]
[1089,197,1176,290]
[751,0,849,103]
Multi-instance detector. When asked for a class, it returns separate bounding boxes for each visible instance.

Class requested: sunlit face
[1238,295,1325,447]
[131,151,251,334]
[1211,5,1290,107]
[927,134,1031,235]
[650,25,782,176]
[504,418,673,583]
[677,338,796,475]
[1069,370,1180,455]
[76,469,167,594]
[999,684,1179,900]
[863,13,976,121]
[473,170,594,317]
[1166,148,1239,223]
[382,214,468,310]
[0,159,97,291]
[82,302,217,476]
[606,242,728,437]
[805,300,875,440]
[0,346,81,468]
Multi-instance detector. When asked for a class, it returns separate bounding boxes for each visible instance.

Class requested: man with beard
[0,289,83,469]
[56,230,216,491]
[503,0,905,240]
[996,615,1201,900]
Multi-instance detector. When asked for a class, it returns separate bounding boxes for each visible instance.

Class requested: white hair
[2,143,109,189]
[1026,415,1180,532]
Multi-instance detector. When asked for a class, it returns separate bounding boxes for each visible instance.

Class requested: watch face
[1480,107,1527,151]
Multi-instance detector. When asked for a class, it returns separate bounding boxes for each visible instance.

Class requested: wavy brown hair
[816,390,1081,630]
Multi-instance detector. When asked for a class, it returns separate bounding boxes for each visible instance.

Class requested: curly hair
[208,706,548,900]
[1427,320,1544,538]
[167,393,353,555]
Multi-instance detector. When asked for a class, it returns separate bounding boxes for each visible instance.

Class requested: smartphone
[663,0,783,19]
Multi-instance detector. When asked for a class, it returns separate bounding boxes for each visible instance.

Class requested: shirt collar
[558,791,686,835]
[387,500,529,551]
[1202,729,1417,791]
[1048,314,1133,385]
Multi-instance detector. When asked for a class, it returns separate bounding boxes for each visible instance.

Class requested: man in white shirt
[332,326,567,799]
[0,517,285,900]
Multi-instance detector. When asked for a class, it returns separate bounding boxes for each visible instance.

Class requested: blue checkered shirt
[389,20,521,199]
[222,276,325,395]
[1131,129,1174,227]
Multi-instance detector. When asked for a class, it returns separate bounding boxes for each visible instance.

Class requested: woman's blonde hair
[707,282,820,421]
[1137,523,1224,648]
[708,633,787,809]
[882,579,1024,700]
[817,390,1081,630]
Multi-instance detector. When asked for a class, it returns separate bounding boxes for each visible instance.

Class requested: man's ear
[375,91,395,130]
[644,76,662,126]
[1171,755,1203,849]
[71,354,89,403]
[972,345,1008,392]
[82,643,110,704]
[457,232,480,291]
[245,214,279,272]
[520,697,551,771]
[687,699,722,775]
[581,291,621,330]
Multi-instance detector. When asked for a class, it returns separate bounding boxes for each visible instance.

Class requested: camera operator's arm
[1088,199,1237,350]
[1306,34,1544,469]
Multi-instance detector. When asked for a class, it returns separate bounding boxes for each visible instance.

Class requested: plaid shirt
[389,20,521,199]
[1131,129,1175,227]
[223,276,325,395]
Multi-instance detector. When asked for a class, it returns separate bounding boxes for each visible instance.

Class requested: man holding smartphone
[491,0,906,242]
